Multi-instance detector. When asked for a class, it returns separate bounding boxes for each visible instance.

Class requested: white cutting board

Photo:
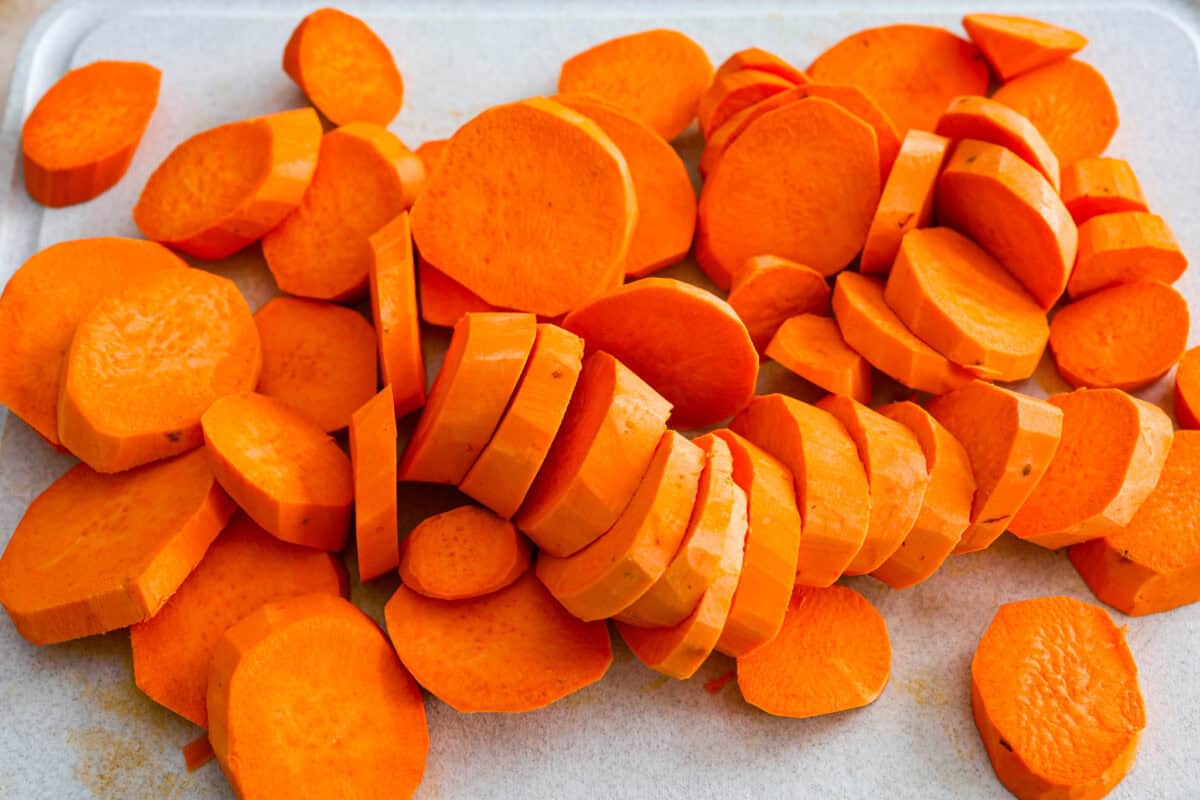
[2,1,1200,798]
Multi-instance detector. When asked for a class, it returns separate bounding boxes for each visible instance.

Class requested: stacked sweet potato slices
[0,7,1193,800]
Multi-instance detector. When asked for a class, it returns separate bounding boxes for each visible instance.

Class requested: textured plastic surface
[2,1,1200,798]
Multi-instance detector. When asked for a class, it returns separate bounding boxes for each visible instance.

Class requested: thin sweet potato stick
[350,387,400,582]
[368,212,426,417]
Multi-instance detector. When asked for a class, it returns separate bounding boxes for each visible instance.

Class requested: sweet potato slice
[135,109,321,259]
[886,227,1049,382]
[738,586,890,718]
[386,572,610,713]
[398,312,537,485]
[936,139,1077,310]
[714,47,808,84]
[860,130,951,274]
[411,98,635,316]
[806,24,989,133]
[556,29,713,140]
[22,61,160,207]
[617,490,746,680]
[562,278,757,428]
[832,271,974,395]
[130,514,347,726]
[732,394,869,587]
[1068,211,1188,298]
[417,259,496,328]
[0,450,233,645]
[414,138,447,177]
[617,433,747,628]
[536,431,705,621]
[399,506,531,600]
[0,237,185,447]
[816,396,929,576]
[555,94,696,277]
[1175,346,1200,429]
[368,212,426,417]
[516,351,671,557]
[874,402,975,589]
[1009,389,1172,549]
[459,324,584,519]
[283,8,403,126]
[962,13,1087,80]
[1061,157,1148,224]
[202,392,353,552]
[972,596,1143,800]
[1049,281,1189,390]
[696,98,880,288]
[934,95,1059,189]
[698,68,795,138]
[253,297,377,433]
[263,123,425,302]
[727,255,831,352]
[765,314,871,404]
[1070,431,1200,615]
[711,430,801,658]
[926,381,1063,553]
[992,59,1118,167]
[208,594,427,798]
[58,269,261,473]
[350,387,400,582]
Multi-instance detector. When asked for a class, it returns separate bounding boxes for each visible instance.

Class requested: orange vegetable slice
[398,312,537,485]
[1068,211,1188,299]
[860,130,952,274]
[385,572,611,713]
[697,68,795,138]
[350,387,400,582]
[1175,346,1200,429]
[714,47,808,84]
[934,95,1060,189]
[202,392,353,552]
[283,7,403,125]
[417,259,496,328]
[58,269,261,473]
[1061,157,1148,224]
[368,212,426,417]
[0,450,233,645]
[0,237,185,447]
[399,506,531,600]
[536,431,705,621]
[727,255,831,352]
[765,314,871,404]
[962,13,1088,80]
[135,108,321,259]
[263,123,425,302]
[22,61,160,207]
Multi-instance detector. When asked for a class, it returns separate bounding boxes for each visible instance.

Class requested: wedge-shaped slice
[58,268,261,473]
[202,392,353,552]
[738,586,890,718]
[1061,157,1147,224]
[0,450,233,645]
[766,314,871,404]
[874,402,975,589]
[934,95,1059,188]
[886,227,1048,382]
[1010,389,1173,549]
[0,237,185,447]
[386,572,611,712]
[399,312,536,485]
[136,109,321,259]
[972,596,1143,800]
[962,14,1087,79]
[833,271,974,395]
[209,594,427,799]
[1068,211,1188,298]
[131,514,347,726]
[711,430,801,658]
[816,396,929,576]
[516,352,671,557]
[732,394,869,587]
[1070,431,1200,615]
[617,433,748,628]
[926,381,1063,553]
[536,431,705,620]
[936,139,1077,310]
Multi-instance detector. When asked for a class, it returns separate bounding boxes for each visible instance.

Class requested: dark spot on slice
[897,212,915,228]
[1121,549,1133,562]
[165,430,182,443]
[999,738,1013,752]
[551,369,564,379]
[1021,463,1032,477]
[981,515,1007,525]
[966,154,979,165]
